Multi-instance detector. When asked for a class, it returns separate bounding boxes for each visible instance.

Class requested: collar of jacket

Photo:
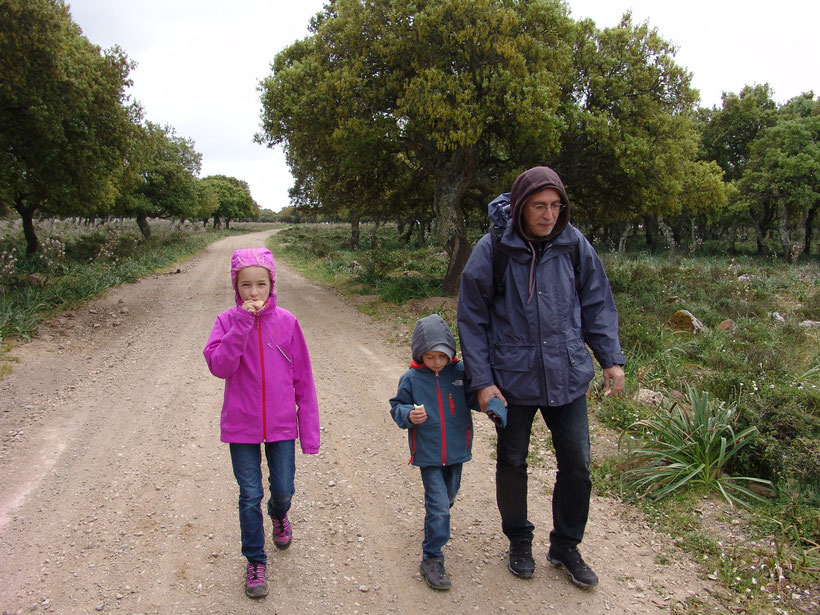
[500,223,578,263]
[409,357,458,370]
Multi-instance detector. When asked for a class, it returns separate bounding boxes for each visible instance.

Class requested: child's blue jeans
[229,440,295,564]
[419,463,463,560]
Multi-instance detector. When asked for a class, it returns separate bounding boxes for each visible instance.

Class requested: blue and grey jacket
[390,315,477,467]
[457,167,625,407]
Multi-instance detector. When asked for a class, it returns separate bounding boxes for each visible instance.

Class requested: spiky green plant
[621,386,774,507]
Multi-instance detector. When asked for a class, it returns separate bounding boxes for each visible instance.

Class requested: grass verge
[270,222,819,615]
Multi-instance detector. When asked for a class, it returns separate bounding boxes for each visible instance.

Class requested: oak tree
[259,0,575,293]
[0,0,139,253]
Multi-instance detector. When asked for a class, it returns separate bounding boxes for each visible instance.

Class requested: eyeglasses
[526,203,565,214]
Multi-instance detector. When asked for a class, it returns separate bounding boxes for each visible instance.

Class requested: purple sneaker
[245,562,269,598]
[272,515,292,550]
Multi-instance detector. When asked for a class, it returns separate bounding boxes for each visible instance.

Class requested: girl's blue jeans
[229,440,295,564]
[419,463,463,560]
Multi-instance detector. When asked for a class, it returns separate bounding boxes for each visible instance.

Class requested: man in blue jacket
[457,166,625,588]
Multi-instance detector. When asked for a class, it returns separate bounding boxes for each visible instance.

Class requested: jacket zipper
[436,372,446,465]
[257,317,267,441]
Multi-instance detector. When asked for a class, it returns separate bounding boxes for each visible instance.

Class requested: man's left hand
[602,365,625,397]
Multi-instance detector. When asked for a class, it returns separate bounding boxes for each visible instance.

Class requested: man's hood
[509,166,570,241]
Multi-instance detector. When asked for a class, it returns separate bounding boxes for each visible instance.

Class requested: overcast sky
[66,0,819,212]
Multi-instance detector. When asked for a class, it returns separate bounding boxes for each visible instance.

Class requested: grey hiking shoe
[548,547,599,588]
[420,558,452,590]
[508,539,535,578]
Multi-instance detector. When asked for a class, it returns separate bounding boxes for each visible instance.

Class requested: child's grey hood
[411,314,456,365]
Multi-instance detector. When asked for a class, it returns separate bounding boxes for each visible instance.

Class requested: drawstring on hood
[526,242,537,303]
[509,166,571,304]
[230,247,277,309]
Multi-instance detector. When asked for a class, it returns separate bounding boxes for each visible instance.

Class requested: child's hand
[242,299,265,313]
[409,404,427,425]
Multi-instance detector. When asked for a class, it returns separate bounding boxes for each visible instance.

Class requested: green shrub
[64,230,108,261]
[621,386,774,507]
[597,396,652,431]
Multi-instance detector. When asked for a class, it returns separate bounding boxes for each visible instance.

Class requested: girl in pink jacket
[203,247,320,599]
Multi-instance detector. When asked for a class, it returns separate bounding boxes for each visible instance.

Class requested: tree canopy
[200,175,259,228]
[737,93,819,261]
[0,0,139,253]
[258,1,721,289]
[259,0,579,293]
[116,122,203,238]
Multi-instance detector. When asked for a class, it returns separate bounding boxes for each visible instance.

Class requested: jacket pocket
[490,343,538,399]
[566,337,595,391]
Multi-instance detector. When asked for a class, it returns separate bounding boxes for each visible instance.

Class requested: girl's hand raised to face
[242,300,265,313]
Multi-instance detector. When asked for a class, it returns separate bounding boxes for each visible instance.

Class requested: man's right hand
[478,385,507,412]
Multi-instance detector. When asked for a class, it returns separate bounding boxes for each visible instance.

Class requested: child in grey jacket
[390,314,478,590]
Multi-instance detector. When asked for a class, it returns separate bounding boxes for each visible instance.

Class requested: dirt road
[1,231,719,614]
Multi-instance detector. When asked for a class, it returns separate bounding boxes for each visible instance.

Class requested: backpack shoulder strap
[569,228,584,294]
[491,227,508,298]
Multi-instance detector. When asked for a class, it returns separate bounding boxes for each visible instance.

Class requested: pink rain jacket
[203,248,320,453]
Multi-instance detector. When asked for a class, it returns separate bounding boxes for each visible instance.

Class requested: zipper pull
[276,345,292,364]
[449,392,455,414]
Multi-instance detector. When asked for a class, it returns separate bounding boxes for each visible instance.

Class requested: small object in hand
[486,397,508,428]
[252,300,264,311]
[413,404,424,411]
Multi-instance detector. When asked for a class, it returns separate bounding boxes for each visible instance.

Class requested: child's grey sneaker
[508,539,535,578]
[420,558,452,590]
[547,547,599,588]
[272,514,292,549]
[244,562,269,598]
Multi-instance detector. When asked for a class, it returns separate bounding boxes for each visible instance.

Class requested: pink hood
[231,247,277,307]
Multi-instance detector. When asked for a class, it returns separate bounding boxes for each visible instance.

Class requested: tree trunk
[350,212,360,250]
[750,200,776,255]
[657,215,677,259]
[804,204,817,255]
[400,219,414,246]
[752,217,767,254]
[417,219,426,246]
[434,148,475,296]
[369,220,381,249]
[778,200,808,264]
[618,223,634,253]
[643,215,658,254]
[688,216,700,256]
[15,197,40,255]
[728,213,738,254]
[136,213,152,240]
